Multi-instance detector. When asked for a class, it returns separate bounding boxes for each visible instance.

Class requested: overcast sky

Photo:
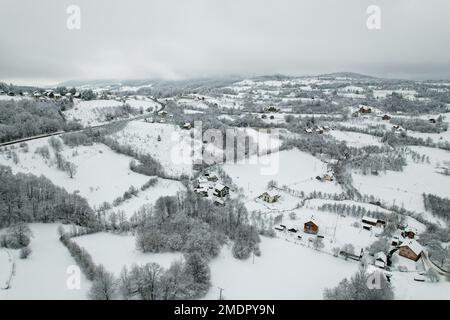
[1,0,450,86]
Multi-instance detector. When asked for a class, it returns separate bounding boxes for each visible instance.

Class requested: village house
[316,174,334,182]
[429,118,437,124]
[264,106,279,113]
[261,190,277,203]
[205,173,218,182]
[304,220,319,234]
[7,91,15,96]
[402,227,417,239]
[194,187,208,197]
[259,191,280,203]
[391,235,404,246]
[359,106,372,114]
[374,252,387,269]
[399,240,423,261]
[304,128,313,134]
[182,122,192,130]
[0,90,5,95]
[213,184,229,198]
[382,114,391,121]
[213,198,225,206]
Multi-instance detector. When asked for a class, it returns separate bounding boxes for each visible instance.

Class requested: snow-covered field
[110,177,186,218]
[109,121,196,177]
[64,98,157,127]
[328,130,384,148]
[352,148,450,224]
[224,148,342,199]
[0,138,149,208]
[73,232,183,276]
[205,236,358,299]
[0,224,90,300]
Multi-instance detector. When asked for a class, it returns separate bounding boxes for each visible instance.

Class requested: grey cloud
[1,0,450,85]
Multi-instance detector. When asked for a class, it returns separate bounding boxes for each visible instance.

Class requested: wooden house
[399,240,423,261]
[382,114,391,121]
[304,220,319,234]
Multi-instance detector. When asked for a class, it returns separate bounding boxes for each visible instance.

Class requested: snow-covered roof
[214,183,228,191]
[266,190,279,198]
[362,216,378,224]
[405,227,417,234]
[198,176,208,183]
[375,252,387,263]
[400,240,423,256]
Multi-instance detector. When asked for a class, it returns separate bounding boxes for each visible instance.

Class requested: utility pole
[218,287,224,300]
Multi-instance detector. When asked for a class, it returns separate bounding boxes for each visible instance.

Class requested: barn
[304,220,319,234]
[399,240,423,261]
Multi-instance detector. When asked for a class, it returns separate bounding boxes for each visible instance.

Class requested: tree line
[0,165,97,228]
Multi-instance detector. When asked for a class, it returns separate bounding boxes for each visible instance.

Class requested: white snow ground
[0,224,90,300]
[73,232,183,276]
